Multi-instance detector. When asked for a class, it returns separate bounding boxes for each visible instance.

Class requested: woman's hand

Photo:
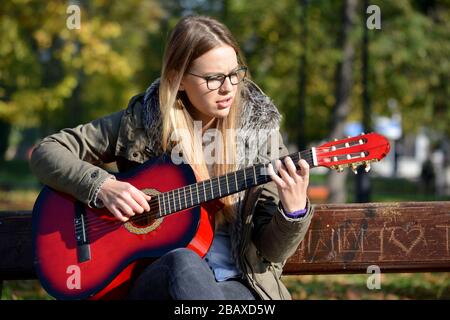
[268,157,310,213]
[97,179,152,222]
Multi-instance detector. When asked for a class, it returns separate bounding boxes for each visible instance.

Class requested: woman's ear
[179,77,186,91]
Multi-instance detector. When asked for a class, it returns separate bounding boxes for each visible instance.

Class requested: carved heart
[388,226,424,255]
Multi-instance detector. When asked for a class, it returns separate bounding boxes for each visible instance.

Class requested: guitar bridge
[74,201,91,263]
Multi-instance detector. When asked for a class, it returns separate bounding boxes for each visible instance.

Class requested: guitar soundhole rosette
[124,188,163,235]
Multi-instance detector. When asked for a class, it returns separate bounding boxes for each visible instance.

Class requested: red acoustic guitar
[32,132,390,300]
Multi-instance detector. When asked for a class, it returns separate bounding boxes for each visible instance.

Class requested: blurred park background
[0,0,449,299]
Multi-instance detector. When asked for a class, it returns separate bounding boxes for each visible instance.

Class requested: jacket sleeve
[251,131,314,263]
[29,110,124,207]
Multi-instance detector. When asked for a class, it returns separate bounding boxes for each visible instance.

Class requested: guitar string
[77,143,372,236]
[75,150,315,233]
[76,153,321,235]
[77,144,372,236]
[78,145,374,236]
[124,143,372,226]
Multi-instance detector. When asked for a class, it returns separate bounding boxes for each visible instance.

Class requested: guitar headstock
[315,132,390,173]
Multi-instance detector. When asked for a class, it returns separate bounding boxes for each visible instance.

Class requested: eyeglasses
[187,66,248,90]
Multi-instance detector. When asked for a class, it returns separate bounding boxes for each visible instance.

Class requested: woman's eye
[209,76,224,81]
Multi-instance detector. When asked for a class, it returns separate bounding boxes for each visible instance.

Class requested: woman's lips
[216,96,233,109]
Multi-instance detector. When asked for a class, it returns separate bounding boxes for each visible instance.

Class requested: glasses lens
[206,67,247,89]
[207,76,224,90]
[230,68,247,85]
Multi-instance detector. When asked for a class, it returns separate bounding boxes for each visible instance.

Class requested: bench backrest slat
[1,202,450,280]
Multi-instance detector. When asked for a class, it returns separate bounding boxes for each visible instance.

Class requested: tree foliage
[0,0,448,142]
[0,0,164,131]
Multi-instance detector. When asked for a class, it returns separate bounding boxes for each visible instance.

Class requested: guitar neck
[155,148,317,218]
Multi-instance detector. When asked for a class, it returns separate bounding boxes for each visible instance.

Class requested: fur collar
[141,78,282,167]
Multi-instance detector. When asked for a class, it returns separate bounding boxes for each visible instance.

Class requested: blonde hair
[159,16,246,223]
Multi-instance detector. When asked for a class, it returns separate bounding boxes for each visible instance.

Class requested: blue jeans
[127,248,258,300]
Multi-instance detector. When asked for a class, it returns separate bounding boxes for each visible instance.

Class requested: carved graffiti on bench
[284,202,450,274]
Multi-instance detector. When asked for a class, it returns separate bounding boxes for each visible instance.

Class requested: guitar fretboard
[155,149,315,218]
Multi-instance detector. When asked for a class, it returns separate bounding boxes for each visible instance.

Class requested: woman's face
[180,45,239,124]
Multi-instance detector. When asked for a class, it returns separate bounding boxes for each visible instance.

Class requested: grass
[283,273,450,300]
[2,280,53,300]
[0,159,449,300]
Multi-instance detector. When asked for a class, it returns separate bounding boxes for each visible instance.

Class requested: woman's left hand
[268,157,310,213]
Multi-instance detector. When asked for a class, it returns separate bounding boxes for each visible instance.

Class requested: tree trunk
[297,0,308,152]
[326,0,357,203]
[0,119,11,161]
[356,0,372,202]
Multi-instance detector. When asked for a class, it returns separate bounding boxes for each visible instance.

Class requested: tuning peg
[334,138,338,142]
[337,165,344,173]
[364,162,371,173]
[351,164,358,174]
[360,132,365,135]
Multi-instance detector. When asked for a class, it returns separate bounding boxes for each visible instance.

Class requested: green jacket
[29,80,314,300]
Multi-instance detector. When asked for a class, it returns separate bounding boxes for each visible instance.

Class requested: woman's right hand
[97,178,151,222]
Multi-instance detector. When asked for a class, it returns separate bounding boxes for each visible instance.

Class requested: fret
[177,189,182,211]
[204,180,210,201]
[189,185,193,207]
[210,179,214,199]
[230,174,236,192]
[174,190,179,212]
[243,168,247,188]
[196,184,200,205]
[227,173,235,193]
[183,187,187,210]
[263,163,270,182]
[171,190,177,212]
[167,191,171,213]
[252,165,257,185]
[160,193,164,216]
[217,176,222,197]
[225,174,230,194]
[256,164,266,184]
[164,192,171,213]
[219,175,226,196]
[234,171,238,191]
[170,190,175,212]
[237,169,245,190]
[157,194,163,216]
[202,181,207,202]
[264,164,269,184]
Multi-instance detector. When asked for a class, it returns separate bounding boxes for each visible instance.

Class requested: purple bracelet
[283,206,308,218]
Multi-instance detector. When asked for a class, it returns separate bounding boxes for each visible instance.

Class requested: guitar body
[32,155,221,300]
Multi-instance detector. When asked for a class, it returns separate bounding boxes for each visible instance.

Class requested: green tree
[0,0,164,135]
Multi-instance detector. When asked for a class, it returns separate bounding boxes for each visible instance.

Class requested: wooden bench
[1,201,450,298]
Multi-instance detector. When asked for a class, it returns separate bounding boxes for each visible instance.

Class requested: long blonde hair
[159,16,246,223]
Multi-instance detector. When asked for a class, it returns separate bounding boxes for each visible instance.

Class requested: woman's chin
[213,107,231,118]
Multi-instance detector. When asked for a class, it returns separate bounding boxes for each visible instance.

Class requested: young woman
[30,15,314,300]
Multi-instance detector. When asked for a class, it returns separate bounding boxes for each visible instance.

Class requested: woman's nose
[219,76,233,93]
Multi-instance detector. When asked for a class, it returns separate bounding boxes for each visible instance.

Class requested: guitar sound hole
[130,214,156,228]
